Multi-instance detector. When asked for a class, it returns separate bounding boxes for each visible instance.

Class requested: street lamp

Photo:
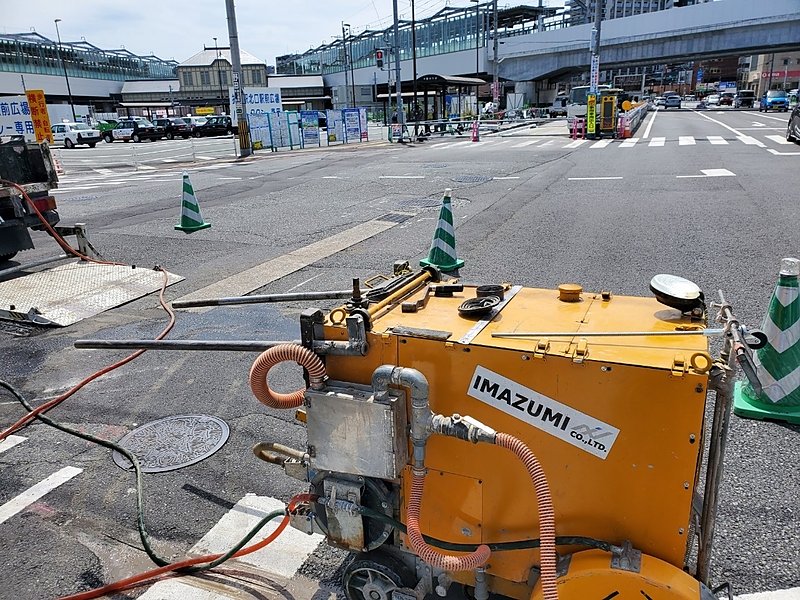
[341,23,351,107]
[53,19,76,122]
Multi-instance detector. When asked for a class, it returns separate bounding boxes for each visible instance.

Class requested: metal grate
[398,197,442,209]
[375,212,414,224]
[451,175,492,184]
[422,163,449,169]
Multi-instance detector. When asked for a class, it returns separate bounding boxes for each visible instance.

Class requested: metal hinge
[572,339,588,364]
[534,338,550,359]
[672,354,687,377]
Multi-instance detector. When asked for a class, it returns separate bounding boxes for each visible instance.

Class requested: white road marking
[766,135,793,145]
[676,168,736,179]
[563,139,587,148]
[707,136,728,145]
[0,466,83,525]
[196,156,215,160]
[511,140,539,148]
[92,168,114,175]
[136,165,156,170]
[321,176,340,179]
[217,177,242,180]
[679,136,696,145]
[379,175,425,179]
[466,141,493,147]
[735,588,800,600]
[752,113,793,122]
[642,108,658,138]
[0,435,26,454]
[538,139,555,147]
[693,110,749,139]
[619,138,639,148]
[493,176,520,180]
[568,176,623,181]
[161,158,177,163]
[431,141,472,150]
[648,137,665,147]
[590,139,613,148]
[751,121,767,127]
[767,148,800,156]
[737,135,766,147]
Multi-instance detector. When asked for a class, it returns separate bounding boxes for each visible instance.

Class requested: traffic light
[376,49,384,69]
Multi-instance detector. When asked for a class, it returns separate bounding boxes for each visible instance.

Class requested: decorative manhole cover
[451,175,492,184]
[112,415,230,473]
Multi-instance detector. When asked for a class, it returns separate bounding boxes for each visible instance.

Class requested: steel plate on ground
[112,415,230,473]
[451,175,492,184]
[0,261,183,326]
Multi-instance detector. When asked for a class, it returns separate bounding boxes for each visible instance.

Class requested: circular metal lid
[112,415,230,473]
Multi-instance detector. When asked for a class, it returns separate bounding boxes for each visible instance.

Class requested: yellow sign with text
[25,89,53,143]
[586,94,596,135]
[195,107,215,115]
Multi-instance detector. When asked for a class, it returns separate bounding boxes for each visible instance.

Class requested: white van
[549,95,569,117]
[51,122,102,148]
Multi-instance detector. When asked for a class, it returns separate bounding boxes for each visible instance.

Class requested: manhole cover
[422,163,448,169]
[398,197,442,209]
[112,415,230,473]
[451,175,492,184]
[376,212,414,224]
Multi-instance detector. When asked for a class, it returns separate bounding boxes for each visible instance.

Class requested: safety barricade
[571,118,586,140]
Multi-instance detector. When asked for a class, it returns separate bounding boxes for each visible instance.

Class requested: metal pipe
[367,270,433,317]
[392,0,405,132]
[492,329,724,338]
[0,254,70,278]
[74,339,296,351]
[171,290,352,309]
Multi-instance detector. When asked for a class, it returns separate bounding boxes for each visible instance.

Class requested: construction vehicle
[0,137,60,263]
[80,258,766,599]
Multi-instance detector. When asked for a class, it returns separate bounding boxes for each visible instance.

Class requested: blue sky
[2,0,563,67]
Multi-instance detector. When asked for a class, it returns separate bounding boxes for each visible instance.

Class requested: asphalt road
[1,106,799,600]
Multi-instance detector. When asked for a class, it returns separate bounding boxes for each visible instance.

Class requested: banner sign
[25,90,53,143]
[300,110,320,146]
[0,95,35,141]
[229,87,282,125]
[326,110,344,143]
[343,108,361,143]
[359,107,369,141]
[586,94,597,134]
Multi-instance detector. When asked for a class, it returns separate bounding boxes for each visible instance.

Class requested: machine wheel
[0,252,18,263]
[194,130,202,138]
[104,134,113,143]
[132,133,141,143]
[64,138,74,149]
[166,132,174,140]
[343,551,415,600]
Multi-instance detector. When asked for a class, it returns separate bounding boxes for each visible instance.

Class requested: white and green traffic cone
[734,257,800,424]
[420,188,464,273]
[175,172,211,233]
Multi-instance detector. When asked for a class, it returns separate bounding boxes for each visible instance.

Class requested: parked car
[760,90,789,112]
[719,92,735,106]
[152,117,192,140]
[51,122,101,148]
[192,115,238,137]
[549,95,569,117]
[181,116,208,135]
[683,95,696,101]
[654,96,666,106]
[102,119,163,143]
[706,94,721,106]
[663,95,681,109]
[787,103,800,144]
[734,90,756,108]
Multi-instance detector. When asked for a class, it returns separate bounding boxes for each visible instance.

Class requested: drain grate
[398,197,442,209]
[451,175,492,184]
[112,415,230,473]
[375,212,414,224]
[422,163,449,169]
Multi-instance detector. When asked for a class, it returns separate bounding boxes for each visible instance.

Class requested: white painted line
[767,148,800,156]
[679,136,696,146]
[217,177,242,180]
[766,135,793,145]
[642,108,658,138]
[619,138,639,148]
[466,141,493,148]
[136,165,156,170]
[379,175,425,179]
[693,110,748,138]
[0,466,83,524]
[707,136,728,145]
[161,158,177,163]
[568,176,623,181]
[493,176,520,180]
[735,587,800,600]
[321,176,340,179]
[0,435,26,454]
[737,135,766,147]
[92,168,114,175]
[538,139,555,147]
[175,218,403,305]
[676,168,736,179]
[752,113,793,122]
[563,139,587,148]
[511,140,539,148]
[191,494,323,578]
[751,121,767,127]
[196,156,215,160]
[428,142,452,149]
[590,139,612,148]
[648,137,665,147]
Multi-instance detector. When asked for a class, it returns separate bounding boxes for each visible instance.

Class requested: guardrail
[617,102,650,138]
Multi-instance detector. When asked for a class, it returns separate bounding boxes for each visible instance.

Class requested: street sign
[590,55,600,91]
[696,68,704,83]
[25,90,53,144]
[0,95,35,141]
[586,94,597,135]
[195,107,215,115]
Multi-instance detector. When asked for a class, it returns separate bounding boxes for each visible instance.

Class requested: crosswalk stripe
[735,586,800,599]
[563,140,587,148]
[707,136,728,145]
[649,137,665,147]
[0,466,83,524]
[619,138,639,148]
[679,136,696,145]
[512,140,539,148]
[737,135,766,147]
[765,135,794,145]
[590,139,613,148]
[0,435,26,454]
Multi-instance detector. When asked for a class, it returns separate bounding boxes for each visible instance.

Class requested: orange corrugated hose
[406,469,492,571]
[496,433,558,600]
[249,344,326,409]
[57,494,314,600]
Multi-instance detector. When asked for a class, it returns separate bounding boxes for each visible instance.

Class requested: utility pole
[392,0,405,137]
[587,0,603,139]
[492,0,499,107]
[225,0,251,157]
[342,23,351,107]
[53,19,77,122]
[411,0,418,136]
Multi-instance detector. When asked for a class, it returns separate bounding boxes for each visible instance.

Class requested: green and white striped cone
[734,257,800,424]
[420,188,464,273]
[175,172,211,233]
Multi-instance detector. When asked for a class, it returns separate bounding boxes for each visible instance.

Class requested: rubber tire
[0,252,18,263]
[343,551,415,600]
[88,142,96,148]
[64,138,74,149]
[194,131,202,138]
[132,134,141,143]
[788,123,798,143]
[226,128,233,135]
[182,135,190,139]
[104,135,113,143]
[166,132,174,140]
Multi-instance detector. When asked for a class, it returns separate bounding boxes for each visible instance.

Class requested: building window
[252,70,262,84]
[220,71,228,85]
[200,71,210,85]
[182,71,193,86]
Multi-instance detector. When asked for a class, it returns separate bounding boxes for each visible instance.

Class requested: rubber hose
[407,470,491,571]
[249,344,326,409]
[495,432,558,600]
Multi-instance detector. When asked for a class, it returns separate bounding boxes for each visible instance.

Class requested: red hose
[496,433,558,600]
[406,469,491,571]
[249,344,326,409]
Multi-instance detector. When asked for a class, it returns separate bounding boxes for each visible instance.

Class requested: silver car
[663,95,681,109]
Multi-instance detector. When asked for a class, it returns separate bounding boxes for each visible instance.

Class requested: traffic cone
[734,257,800,424]
[174,172,211,233]
[420,189,464,273]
